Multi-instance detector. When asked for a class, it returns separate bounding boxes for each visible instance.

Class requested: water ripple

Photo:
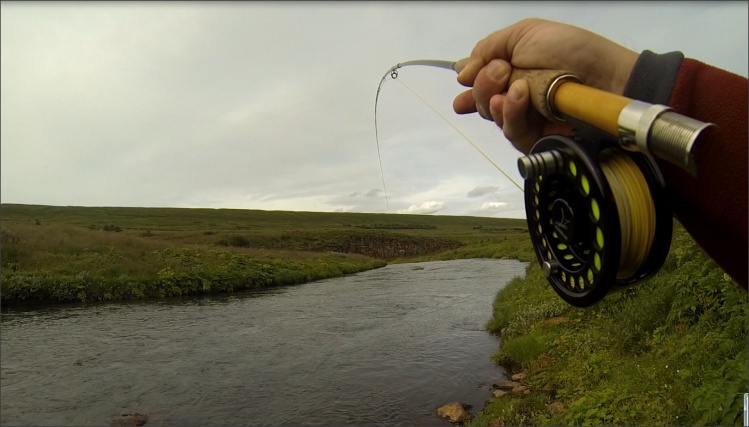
[1,259,527,426]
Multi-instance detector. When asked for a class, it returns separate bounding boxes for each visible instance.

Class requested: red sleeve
[657,59,748,289]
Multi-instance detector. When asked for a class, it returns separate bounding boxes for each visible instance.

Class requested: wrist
[611,47,640,96]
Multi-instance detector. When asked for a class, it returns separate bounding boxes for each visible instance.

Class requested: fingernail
[454,57,470,74]
[486,60,508,82]
[507,80,523,101]
[456,66,470,84]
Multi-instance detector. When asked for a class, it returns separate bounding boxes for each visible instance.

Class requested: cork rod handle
[454,58,631,137]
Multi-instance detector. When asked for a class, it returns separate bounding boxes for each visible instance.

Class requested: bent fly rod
[375,58,715,307]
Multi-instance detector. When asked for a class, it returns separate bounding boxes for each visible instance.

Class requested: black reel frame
[520,125,673,307]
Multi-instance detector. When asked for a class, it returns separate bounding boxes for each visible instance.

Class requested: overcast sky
[2,1,747,219]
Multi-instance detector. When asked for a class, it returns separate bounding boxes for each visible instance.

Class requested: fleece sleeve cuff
[623,50,685,105]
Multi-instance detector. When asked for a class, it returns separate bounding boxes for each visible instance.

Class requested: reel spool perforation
[520,135,672,307]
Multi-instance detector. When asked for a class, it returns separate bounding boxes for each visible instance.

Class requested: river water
[1,259,527,427]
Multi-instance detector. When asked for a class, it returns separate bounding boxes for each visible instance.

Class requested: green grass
[0,203,526,236]
[468,223,749,427]
[0,203,530,305]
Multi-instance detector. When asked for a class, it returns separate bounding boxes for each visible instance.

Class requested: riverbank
[0,204,530,306]
[1,243,388,305]
[467,222,748,426]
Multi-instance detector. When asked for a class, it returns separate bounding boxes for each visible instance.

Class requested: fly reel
[518,133,673,307]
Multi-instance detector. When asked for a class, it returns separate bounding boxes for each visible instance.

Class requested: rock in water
[110,413,147,426]
[436,402,473,424]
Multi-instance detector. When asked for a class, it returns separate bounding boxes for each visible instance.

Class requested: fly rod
[376,58,715,306]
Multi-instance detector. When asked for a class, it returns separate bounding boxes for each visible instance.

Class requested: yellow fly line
[599,149,656,279]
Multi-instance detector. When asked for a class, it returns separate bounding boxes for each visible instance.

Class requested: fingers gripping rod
[451,59,715,176]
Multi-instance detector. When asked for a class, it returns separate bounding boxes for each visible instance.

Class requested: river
[1,258,527,426]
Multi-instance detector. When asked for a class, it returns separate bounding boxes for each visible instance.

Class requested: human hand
[453,18,640,154]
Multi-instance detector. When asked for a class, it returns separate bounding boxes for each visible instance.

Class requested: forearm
[624,51,748,288]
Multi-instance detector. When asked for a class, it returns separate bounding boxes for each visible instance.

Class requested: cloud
[350,189,383,198]
[398,201,444,215]
[467,185,500,198]
[477,201,510,213]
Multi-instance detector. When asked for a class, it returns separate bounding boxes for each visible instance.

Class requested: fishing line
[374,59,524,215]
[599,149,656,279]
[374,80,392,214]
[394,78,525,192]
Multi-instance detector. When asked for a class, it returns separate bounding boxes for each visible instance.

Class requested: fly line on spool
[599,149,656,279]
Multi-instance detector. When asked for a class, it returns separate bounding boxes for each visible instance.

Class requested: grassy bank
[395,235,535,265]
[1,224,387,305]
[0,204,529,306]
[469,223,748,426]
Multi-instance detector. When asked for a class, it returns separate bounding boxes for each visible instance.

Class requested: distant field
[0,203,528,238]
[0,204,533,305]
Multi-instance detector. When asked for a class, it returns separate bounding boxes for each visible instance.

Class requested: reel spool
[518,134,672,307]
